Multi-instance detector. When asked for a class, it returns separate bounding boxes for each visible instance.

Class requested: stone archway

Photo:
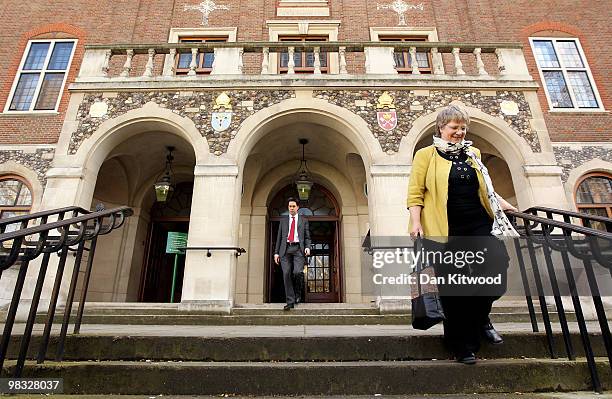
[400,103,568,210]
[234,109,371,304]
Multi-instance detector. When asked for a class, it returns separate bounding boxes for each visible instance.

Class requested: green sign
[166,231,188,303]
[166,231,188,254]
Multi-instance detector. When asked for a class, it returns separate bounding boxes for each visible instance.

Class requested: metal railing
[362,207,611,392]
[508,208,612,393]
[0,205,133,377]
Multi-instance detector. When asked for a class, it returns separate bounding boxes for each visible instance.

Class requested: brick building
[0,0,610,310]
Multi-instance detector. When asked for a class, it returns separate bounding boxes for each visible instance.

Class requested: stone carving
[553,145,612,183]
[314,89,540,154]
[0,148,54,186]
[183,0,230,26]
[70,90,295,156]
[376,0,424,26]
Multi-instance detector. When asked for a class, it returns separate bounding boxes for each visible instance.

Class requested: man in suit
[274,197,311,310]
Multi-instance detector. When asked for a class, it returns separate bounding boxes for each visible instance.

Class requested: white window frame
[164,27,237,76]
[267,20,340,74]
[529,37,605,113]
[370,27,443,74]
[4,38,77,114]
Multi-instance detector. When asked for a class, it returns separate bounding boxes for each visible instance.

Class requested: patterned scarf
[432,135,520,239]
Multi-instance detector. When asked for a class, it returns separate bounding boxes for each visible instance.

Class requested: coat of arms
[211,92,232,132]
[376,92,397,131]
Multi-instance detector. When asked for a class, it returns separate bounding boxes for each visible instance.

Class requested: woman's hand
[409,223,424,240]
[496,194,518,212]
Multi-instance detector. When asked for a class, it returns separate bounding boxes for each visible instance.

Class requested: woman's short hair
[435,104,470,137]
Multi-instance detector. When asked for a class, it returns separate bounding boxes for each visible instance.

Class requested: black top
[436,149,492,236]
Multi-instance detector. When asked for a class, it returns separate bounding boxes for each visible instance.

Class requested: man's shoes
[456,352,477,365]
[283,303,294,311]
[482,323,503,344]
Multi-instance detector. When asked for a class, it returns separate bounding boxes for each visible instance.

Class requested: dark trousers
[280,244,305,305]
[440,295,495,356]
[439,219,509,357]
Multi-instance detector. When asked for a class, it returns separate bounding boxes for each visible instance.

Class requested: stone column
[368,164,411,313]
[180,164,241,314]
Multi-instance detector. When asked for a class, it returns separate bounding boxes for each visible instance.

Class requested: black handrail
[181,246,247,257]
[362,208,611,392]
[525,206,612,234]
[0,205,133,378]
[508,209,612,393]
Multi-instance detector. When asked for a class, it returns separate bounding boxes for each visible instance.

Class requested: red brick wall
[0,0,609,144]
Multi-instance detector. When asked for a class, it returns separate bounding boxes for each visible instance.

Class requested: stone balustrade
[77,41,531,82]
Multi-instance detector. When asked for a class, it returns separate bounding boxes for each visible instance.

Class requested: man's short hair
[287,197,299,206]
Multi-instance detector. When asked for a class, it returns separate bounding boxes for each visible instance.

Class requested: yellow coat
[407,145,494,237]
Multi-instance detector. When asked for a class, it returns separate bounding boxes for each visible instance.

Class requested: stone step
[3,358,610,395]
[5,331,607,362]
[28,310,576,325]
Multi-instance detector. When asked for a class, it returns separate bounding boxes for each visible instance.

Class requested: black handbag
[410,237,445,330]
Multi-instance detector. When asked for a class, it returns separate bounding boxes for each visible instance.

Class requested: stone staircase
[21,299,577,325]
[1,300,610,395]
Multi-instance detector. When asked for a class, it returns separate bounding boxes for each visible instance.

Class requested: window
[529,38,602,110]
[379,36,432,74]
[575,173,612,232]
[175,37,227,75]
[279,36,329,74]
[6,39,76,112]
[0,176,32,220]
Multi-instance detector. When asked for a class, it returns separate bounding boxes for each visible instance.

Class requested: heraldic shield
[211,111,232,132]
[377,110,397,131]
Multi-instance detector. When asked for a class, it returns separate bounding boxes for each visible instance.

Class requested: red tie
[288,216,296,242]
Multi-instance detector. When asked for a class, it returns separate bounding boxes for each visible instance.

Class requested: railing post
[238,48,244,74]
[143,48,155,77]
[188,47,198,76]
[559,247,602,392]
[287,46,295,75]
[0,256,27,376]
[431,47,444,75]
[74,236,99,334]
[409,47,420,74]
[452,47,465,75]
[495,48,507,75]
[120,49,134,77]
[474,47,488,75]
[15,253,51,377]
[313,46,321,75]
[56,240,86,361]
[37,246,69,363]
[513,239,539,332]
[261,47,270,74]
[339,46,348,75]
[163,48,177,76]
[101,49,112,77]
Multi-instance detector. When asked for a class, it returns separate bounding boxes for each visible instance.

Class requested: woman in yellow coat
[407,104,518,364]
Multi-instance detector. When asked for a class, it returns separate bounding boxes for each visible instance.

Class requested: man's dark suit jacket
[274,214,312,256]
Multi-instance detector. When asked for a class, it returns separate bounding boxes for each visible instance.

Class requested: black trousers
[439,295,495,356]
[280,244,305,305]
[437,214,510,357]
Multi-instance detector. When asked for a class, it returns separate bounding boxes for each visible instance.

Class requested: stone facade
[70,90,295,155]
[314,90,540,154]
[71,89,541,157]
[553,145,612,183]
[0,148,54,185]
